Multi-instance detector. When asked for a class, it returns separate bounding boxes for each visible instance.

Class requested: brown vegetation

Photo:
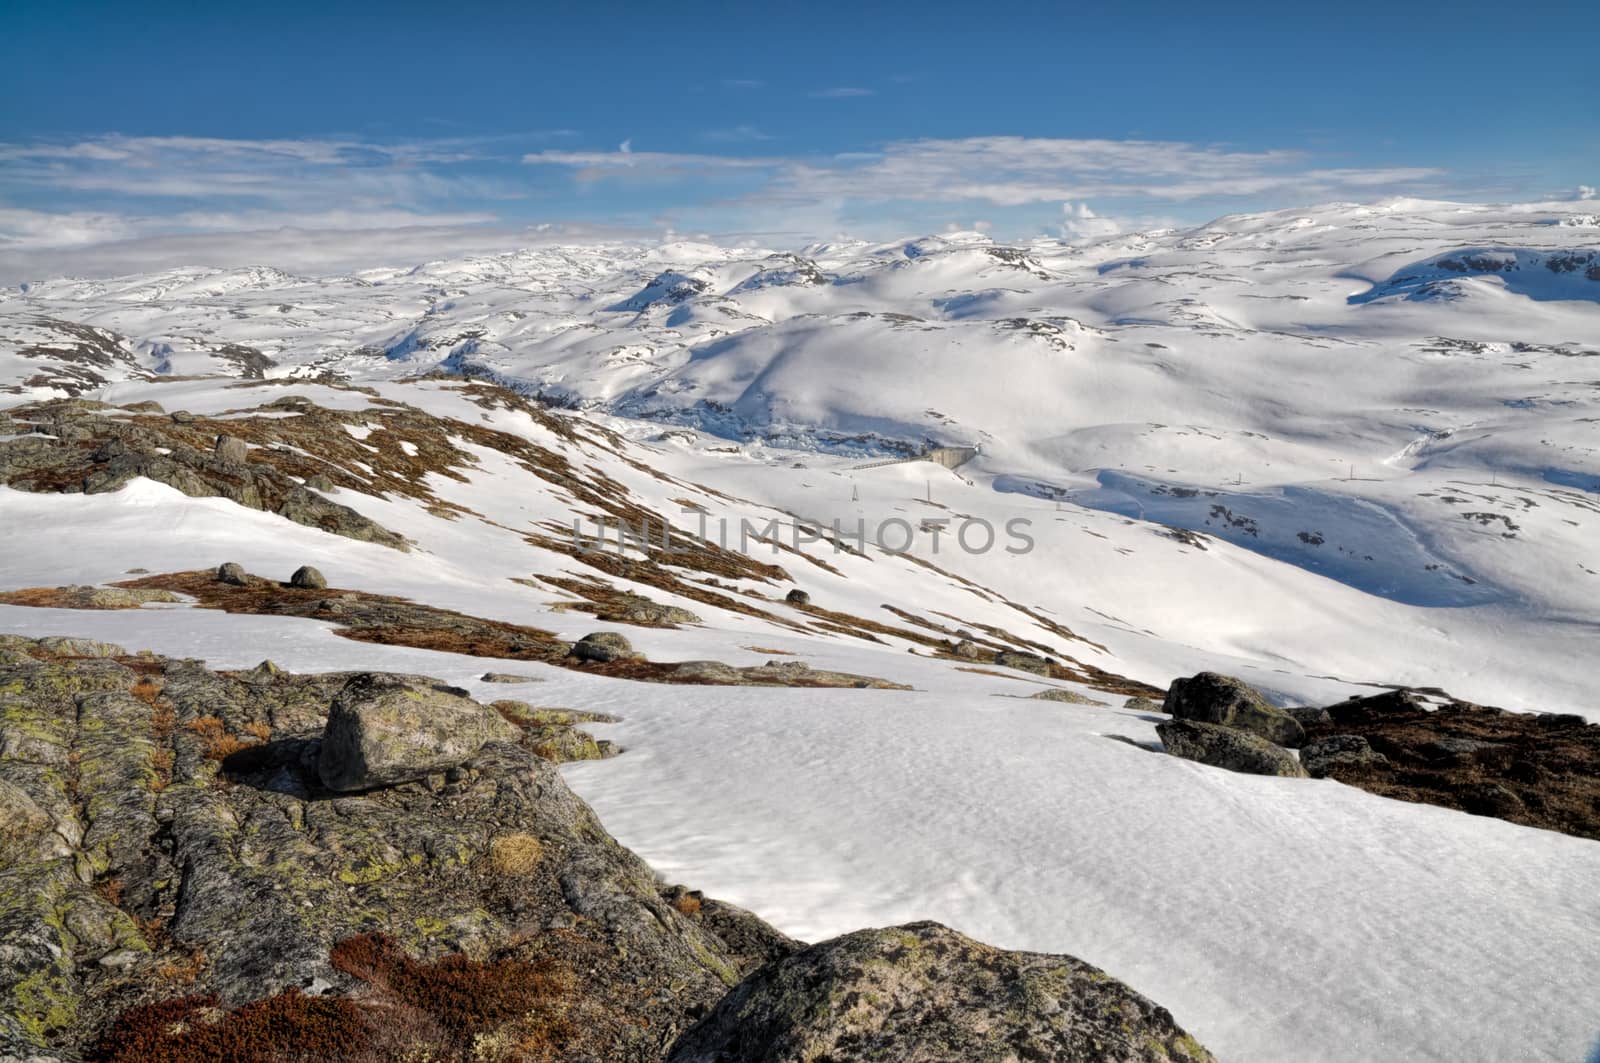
[1305,693,1600,841]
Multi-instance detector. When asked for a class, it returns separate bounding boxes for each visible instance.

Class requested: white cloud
[810,87,875,98]
[700,125,773,143]
[525,135,1445,209]
[1579,185,1597,201]
[1059,202,1122,240]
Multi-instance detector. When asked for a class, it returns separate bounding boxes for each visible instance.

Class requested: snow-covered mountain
[5,198,1598,654]
[3,199,1598,1063]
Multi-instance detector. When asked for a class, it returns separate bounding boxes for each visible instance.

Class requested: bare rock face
[668,921,1215,1063]
[1163,672,1306,748]
[0,639,787,1061]
[1157,718,1308,778]
[316,673,519,791]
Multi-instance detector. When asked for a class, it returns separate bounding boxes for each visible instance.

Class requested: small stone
[481,672,543,684]
[289,565,327,590]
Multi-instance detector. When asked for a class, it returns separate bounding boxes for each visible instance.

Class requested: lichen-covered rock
[611,598,701,626]
[995,649,1052,675]
[288,565,326,590]
[1030,688,1100,705]
[667,921,1215,1063]
[1157,719,1308,778]
[216,561,248,585]
[952,639,985,659]
[1163,672,1306,748]
[213,434,250,465]
[0,638,787,1060]
[673,660,745,683]
[1301,734,1389,778]
[317,672,519,791]
[569,631,637,663]
[784,588,810,606]
[32,636,126,658]
[1125,695,1162,713]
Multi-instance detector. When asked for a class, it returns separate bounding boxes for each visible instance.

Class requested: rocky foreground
[0,635,1215,1062]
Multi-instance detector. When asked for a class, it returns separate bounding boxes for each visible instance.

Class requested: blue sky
[2,0,1596,270]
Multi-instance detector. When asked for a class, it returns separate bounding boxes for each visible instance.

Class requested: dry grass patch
[488,833,544,876]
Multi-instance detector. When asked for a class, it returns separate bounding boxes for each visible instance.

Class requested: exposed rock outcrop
[0,399,408,550]
[668,921,1215,1063]
[0,637,787,1061]
[1300,734,1389,778]
[1163,672,1306,748]
[995,649,1052,675]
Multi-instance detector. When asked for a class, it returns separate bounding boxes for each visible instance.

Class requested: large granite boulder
[668,921,1215,1063]
[1163,672,1305,747]
[317,673,519,791]
[1157,719,1308,778]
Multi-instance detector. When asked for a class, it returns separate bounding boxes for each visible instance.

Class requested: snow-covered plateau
[2,198,1596,1063]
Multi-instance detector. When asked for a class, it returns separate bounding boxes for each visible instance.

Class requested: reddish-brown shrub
[331,933,573,1054]
[88,990,371,1063]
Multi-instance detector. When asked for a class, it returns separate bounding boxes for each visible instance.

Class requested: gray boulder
[288,565,326,590]
[952,639,985,659]
[668,921,1215,1063]
[317,672,519,791]
[673,660,743,683]
[216,561,248,585]
[213,434,250,465]
[569,631,638,663]
[784,588,811,606]
[1125,696,1162,713]
[1301,734,1389,778]
[1163,672,1306,748]
[1156,719,1308,778]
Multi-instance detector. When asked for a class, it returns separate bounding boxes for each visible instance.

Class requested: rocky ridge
[0,636,1214,1062]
